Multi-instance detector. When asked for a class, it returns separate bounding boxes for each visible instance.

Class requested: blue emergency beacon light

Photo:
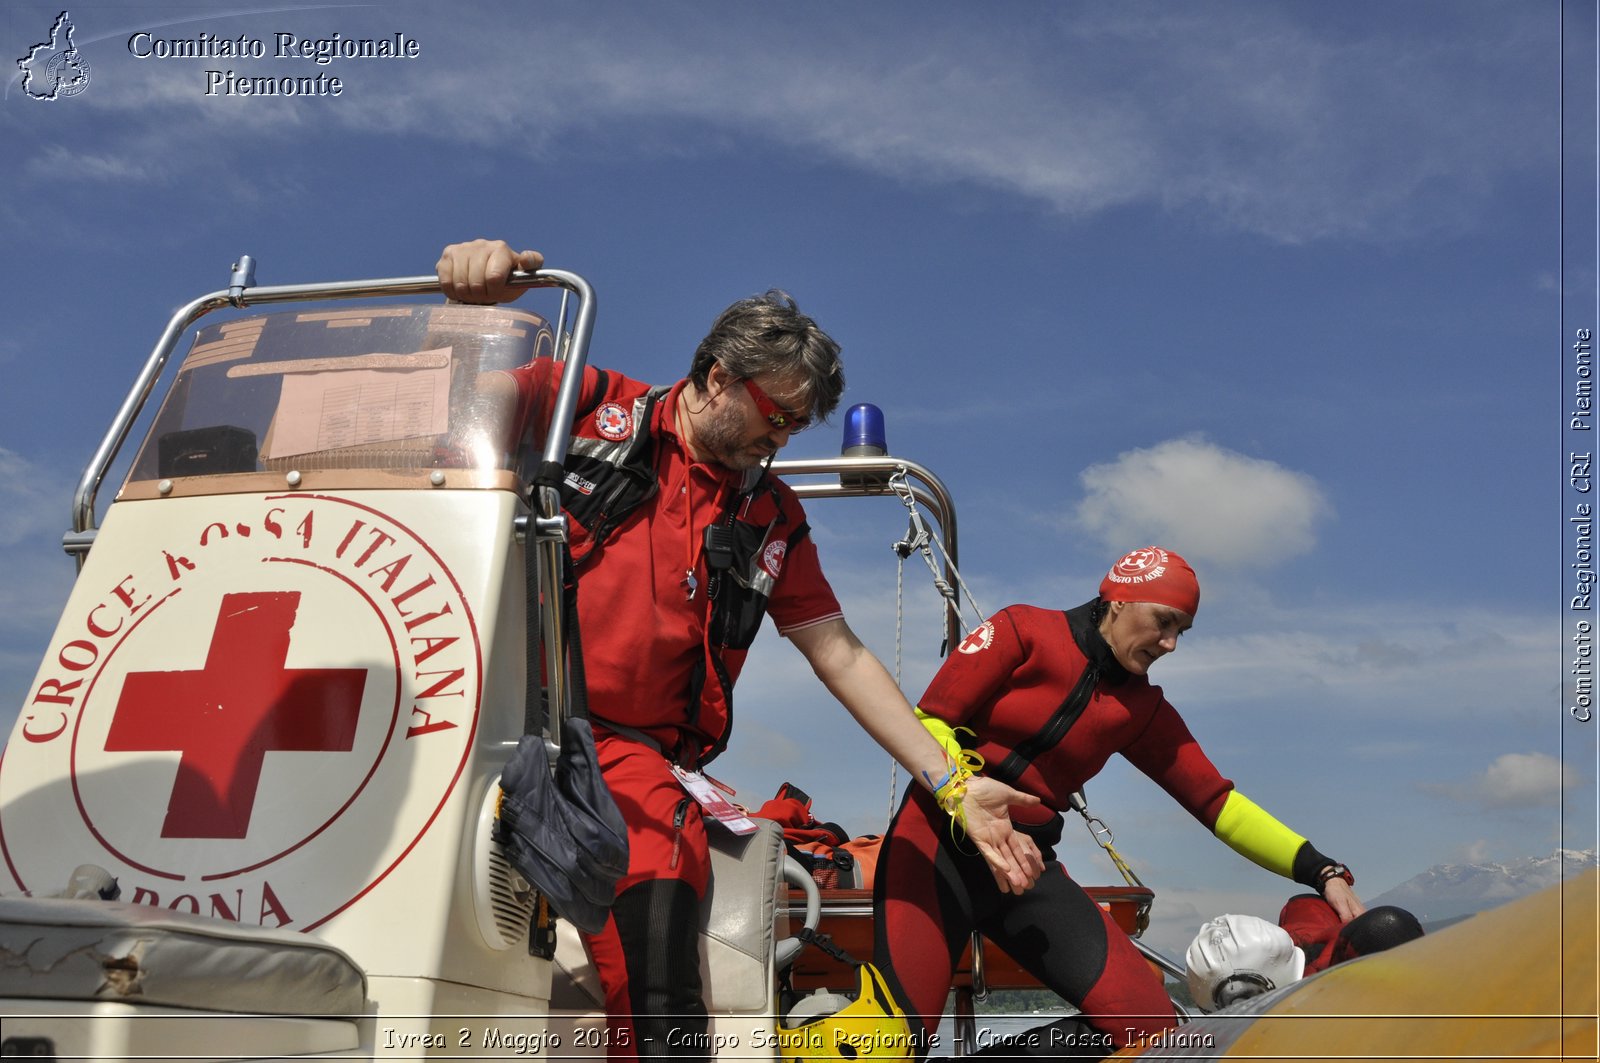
[840,403,888,487]
[841,403,887,458]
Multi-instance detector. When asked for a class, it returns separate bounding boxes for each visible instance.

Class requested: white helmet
[1185,913,1305,1012]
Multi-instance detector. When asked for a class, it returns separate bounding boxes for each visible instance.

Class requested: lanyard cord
[670,399,727,601]
[681,468,705,598]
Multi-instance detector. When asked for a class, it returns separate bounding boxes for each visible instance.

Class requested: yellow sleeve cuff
[915,708,965,763]
[1213,790,1306,879]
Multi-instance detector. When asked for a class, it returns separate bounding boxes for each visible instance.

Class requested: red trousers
[582,734,711,1062]
[874,787,1174,1055]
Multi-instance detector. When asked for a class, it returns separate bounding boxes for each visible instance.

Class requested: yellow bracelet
[925,745,986,840]
[934,765,974,824]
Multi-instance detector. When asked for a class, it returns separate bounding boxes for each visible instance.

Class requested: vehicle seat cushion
[0,897,366,1016]
[552,819,783,1013]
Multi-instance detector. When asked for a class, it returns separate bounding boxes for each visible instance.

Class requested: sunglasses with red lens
[741,378,812,432]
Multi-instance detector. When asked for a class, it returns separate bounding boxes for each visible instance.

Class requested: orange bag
[755,783,881,889]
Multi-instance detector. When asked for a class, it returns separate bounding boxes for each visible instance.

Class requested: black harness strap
[985,602,1119,789]
[988,639,1098,788]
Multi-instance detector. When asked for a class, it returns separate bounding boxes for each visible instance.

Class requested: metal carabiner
[1083,813,1116,850]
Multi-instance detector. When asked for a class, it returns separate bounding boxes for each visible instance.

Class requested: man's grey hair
[687,290,845,422]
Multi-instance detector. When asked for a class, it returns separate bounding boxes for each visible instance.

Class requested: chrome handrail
[772,455,962,651]
[69,261,593,544]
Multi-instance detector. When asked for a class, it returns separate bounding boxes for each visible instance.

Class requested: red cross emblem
[958,621,994,655]
[104,591,367,840]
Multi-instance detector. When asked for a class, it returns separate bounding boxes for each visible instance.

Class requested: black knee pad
[613,878,708,1058]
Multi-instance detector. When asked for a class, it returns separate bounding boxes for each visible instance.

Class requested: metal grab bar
[772,455,962,652]
[69,261,593,542]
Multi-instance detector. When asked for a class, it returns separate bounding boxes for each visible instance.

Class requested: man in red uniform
[438,240,1043,1061]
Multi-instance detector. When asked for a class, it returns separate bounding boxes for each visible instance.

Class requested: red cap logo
[1099,547,1200,616]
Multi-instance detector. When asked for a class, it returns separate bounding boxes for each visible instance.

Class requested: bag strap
[523,506,595,737]
[523,502,546,737]
[562,546,593,725]
[521,366,610,738]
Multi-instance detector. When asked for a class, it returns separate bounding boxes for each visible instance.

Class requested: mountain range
[1368,848,1598,926]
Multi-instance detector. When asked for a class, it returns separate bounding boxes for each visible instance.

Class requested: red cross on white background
[104,591,367,839]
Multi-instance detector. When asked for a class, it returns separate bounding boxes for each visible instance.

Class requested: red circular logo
[762,540,787,579]
[957,621,995,654]
[594,402,632,441]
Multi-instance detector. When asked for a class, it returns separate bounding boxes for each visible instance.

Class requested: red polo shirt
[511,364,842,750]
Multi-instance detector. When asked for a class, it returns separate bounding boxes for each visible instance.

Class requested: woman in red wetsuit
[872,547,1366,1058]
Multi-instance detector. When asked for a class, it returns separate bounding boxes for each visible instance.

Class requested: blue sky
[2,0,1593,956]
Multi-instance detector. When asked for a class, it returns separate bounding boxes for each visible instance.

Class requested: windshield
[125,304,556,493]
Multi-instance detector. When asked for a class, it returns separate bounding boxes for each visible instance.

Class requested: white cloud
[1479,753,1578,808]
[14,3,1547,245]
[1425,753,1581,811]
[0,449,66,548]
[21,145,160,184]
[1071,437,1330,568]
[1155,602,1549,721]
[501,2,1547,244]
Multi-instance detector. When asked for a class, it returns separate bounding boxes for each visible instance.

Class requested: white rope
[884,467,992,827]
[887,470,986,636]
[888,543,905,827]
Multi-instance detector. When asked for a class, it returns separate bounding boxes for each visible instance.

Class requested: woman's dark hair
[1089,597,1109,625]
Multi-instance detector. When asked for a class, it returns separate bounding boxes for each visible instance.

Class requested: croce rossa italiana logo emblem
[1,494,482,931]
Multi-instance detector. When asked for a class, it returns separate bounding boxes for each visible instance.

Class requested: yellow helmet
[779,963,916,1062]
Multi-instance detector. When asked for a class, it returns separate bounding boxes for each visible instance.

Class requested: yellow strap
[1213,790,1306,879]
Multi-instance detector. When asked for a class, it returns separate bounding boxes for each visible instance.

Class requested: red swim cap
[1099,547,1200,616]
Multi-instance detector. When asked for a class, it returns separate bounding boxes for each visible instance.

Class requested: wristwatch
[1316,862,1355,891]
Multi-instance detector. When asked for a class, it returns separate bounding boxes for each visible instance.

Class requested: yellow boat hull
[1118,870,1599,1062]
